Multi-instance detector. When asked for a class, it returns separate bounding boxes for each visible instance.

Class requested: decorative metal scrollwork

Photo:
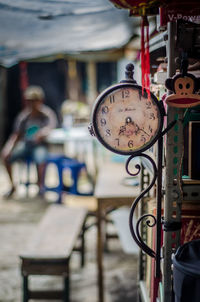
[126,153,158,258]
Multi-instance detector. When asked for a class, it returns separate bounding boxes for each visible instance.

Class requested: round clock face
[92,83,163,155]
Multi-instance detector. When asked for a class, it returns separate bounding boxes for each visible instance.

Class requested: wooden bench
[20,204,88,302]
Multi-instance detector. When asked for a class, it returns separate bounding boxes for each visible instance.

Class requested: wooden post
[86,61,97,106]
[0,67,7,147]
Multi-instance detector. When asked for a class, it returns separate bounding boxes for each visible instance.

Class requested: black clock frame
[89,63,176,279]
[91,82,164,156]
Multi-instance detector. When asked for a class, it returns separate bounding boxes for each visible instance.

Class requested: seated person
[1,85,57,198]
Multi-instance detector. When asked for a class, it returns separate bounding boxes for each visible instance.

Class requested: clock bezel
[91,82,164,156]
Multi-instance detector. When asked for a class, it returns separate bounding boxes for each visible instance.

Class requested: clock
[89,81,163,156]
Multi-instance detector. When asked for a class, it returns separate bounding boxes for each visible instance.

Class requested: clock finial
[120,63,137,84]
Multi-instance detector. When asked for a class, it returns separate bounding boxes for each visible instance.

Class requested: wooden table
[94,161,140,302]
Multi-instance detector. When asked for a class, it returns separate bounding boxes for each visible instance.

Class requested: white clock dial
[92,84,162,155]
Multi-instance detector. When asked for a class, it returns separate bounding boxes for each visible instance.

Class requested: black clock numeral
[140,135,146,143]
[109,95,115,104]
[138,90,142,100]
[105,129,111,136]
[149,125,153,133]
[102,106,109,114]
[139,89,148,100]
[122,89,130,99]
[119,125,126,135]
[149,113,155,120]
[128,140,134,148]
[146,102,152,109]
[115,138,119,146]
[100,118,106,126]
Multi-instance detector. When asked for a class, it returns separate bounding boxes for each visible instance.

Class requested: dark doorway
[4,60,67,144]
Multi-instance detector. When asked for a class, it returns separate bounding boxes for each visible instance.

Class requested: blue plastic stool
[18,157,37,195]
[43,155,92,203]
[43,154,68,203]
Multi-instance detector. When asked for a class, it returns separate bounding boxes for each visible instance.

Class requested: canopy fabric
[0,0,138,67]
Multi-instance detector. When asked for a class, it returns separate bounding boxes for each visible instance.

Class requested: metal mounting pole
[163,21,184,302]
[156,136,163,278]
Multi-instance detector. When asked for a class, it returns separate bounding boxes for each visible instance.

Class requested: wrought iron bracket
[127,120,176,277]
[126,153,157,258]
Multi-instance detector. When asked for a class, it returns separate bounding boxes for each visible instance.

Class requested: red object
[109,0,161,15]
[166,96,200,108]
[141,16,151,98]
[109,1,157,97]
[150,207,163,302]
[109,0,167,16]
[159,2,200,28]
[150,226,160,302]
[109,0,159,9]
[19,61,29,107]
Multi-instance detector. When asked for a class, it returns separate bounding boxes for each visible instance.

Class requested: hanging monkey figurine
[165,71,200,108]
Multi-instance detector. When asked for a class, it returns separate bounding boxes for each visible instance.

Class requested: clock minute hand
[137,126,150,137]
